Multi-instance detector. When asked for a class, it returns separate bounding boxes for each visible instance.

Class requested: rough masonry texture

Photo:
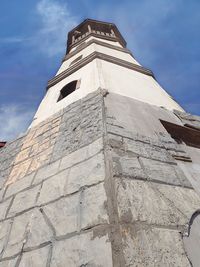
[0,89,200,266]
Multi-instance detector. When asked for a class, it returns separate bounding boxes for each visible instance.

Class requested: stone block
[116,178,188,226]
[4,209,51,257]
[5,172,35,198]
[80,183,108,230]
[0,257,18,267]
[24,209,52,249]
[112,150,146,179]
[0,198,12,221]
[3,212,29,258]
[65,152,105,195]
[140,158,181,186]
[28,147,53,174]
[14,147,31,164]
[19,246,50,267]
[50,232,112,267]
[121,226,190,267]
[0,220,12,256]
[33,160,60,185]
[59,138,103,171]
[8,185,40,216]
[43,183,108,236]
[6,159,32,185]
[38,169,69,205]
[43,194,79,236]
[124,138,174,163]
[155,184,200,220]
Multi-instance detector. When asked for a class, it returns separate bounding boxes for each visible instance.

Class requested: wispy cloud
[0,37,29,44]
[35,0,77,56]
[0,104,34,141]
[0,0,77,57]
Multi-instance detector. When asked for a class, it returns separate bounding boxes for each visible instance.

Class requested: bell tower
[31,19,183,127]
[1,19,200,266]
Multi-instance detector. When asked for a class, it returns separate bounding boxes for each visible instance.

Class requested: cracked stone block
[0,198,12,220]
[50,232,112,267]
[8,185,40,216]
[33,160,60,185]
[3,212,29,258]
[0,220,12,256]
[59,138,103,171]
[121,226,190,267]
[80,183,108,229]
[19,246,50,267]
[43,194,79,236]
[43,183,108,237]
[116,178,188,226]
[5,172,35,198]
[6,159,32,185]
[4,209,52,257]
[65,152,105,195]
[140,157,182,186]
[155,184,200,220]
[24,209,52,249]
[0,257,18,267]
[112,150,146,179]
[38,169,70,205]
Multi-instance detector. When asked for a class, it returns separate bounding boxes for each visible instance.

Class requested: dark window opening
[160,119,200,148]
[69,55,83,67]
[57,80,79,102]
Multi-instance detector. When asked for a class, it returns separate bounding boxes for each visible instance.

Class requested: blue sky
[0,0,200,140]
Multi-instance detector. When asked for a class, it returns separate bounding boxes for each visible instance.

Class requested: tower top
[67,18,126,53]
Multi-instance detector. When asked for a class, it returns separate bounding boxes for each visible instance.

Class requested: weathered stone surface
[3,212,28,258]
[0,220,12,256]
[122,226,190,267]
[43,194,79,236]
[8,185,40,216]
[50,232,113,267]
[59,137,103,171]
[51,91,103,162]
[140,157,182,186]
[24,209,52,249]
[156,184,200,220]
[4,209,51,257]
[6,159,32,186]
[65,152,105,194]
[112,150,146,179]
[0,198,12,221]
[33,160,60,185]
[0,257,18,267]
[43,183,108,236]
[38,169,69,205]
[5,172,35,199]
[19,246,50,267]
[116,178,188,226]
[80,183,108,229]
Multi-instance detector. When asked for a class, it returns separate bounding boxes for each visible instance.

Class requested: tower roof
[67,18,126,52]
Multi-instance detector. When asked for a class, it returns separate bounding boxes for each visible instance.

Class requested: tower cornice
[63,39,134,63]
[47,51,154,90]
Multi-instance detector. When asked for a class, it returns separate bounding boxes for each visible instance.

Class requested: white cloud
[0,37,29,44]
[35,0,77,56]
[0,104,34,141]
[0,0,77,57]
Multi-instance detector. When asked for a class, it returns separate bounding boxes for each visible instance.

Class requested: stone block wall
[0,89,199,266]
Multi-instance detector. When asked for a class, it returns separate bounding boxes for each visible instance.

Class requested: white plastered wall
[97,59,184,112]
[30,36,184,128]
[31,60,100,127]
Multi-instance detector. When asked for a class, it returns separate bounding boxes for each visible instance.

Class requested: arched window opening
[57,80,80,102]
